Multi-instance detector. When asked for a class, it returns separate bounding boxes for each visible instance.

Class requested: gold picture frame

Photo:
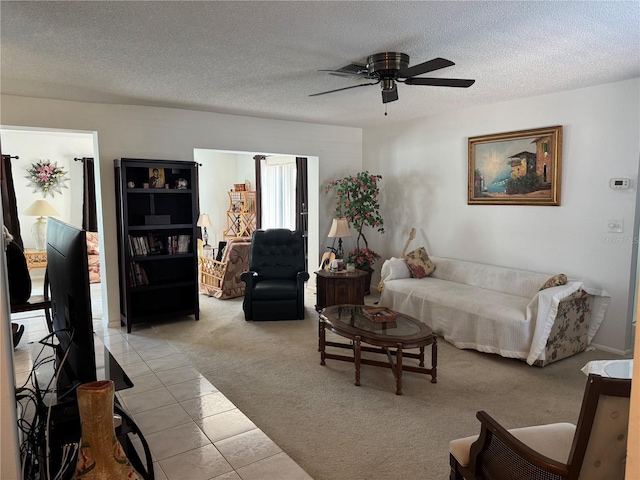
[468,125,562,206]
[148,167,166,189]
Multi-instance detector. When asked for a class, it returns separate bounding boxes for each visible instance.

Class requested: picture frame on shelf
[468,125,562,206]
[148,167,166,189]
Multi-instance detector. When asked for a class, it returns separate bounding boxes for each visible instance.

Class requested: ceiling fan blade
[398,57,455,78]
[309,81,379,97]
[404,77,475,88]
[382,85,398,104]
[318,64,369,78]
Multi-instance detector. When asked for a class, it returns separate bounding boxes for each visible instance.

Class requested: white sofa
[379,256,610,366]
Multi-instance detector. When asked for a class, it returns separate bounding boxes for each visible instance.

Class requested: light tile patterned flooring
[12,300,312,480]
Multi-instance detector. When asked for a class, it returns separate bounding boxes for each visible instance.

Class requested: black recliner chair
[240,229,309,321]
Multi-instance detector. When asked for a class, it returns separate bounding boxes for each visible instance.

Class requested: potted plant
[326,171,384,290]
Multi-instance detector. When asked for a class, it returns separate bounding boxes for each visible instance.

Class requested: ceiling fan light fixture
[381,79,395,91]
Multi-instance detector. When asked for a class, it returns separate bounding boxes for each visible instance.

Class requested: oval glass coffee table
[319,305,437,395]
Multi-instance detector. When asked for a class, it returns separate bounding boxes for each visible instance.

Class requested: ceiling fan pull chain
[384,104,387,116]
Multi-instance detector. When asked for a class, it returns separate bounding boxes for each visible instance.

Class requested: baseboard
[589,342,629,357]
[107,318,121,329]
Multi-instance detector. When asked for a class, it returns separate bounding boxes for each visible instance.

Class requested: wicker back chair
[199,237,251,299]
[449,374,631,480]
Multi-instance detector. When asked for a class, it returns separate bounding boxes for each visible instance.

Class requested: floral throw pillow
[403,247,436,279]
[540,273,568,291]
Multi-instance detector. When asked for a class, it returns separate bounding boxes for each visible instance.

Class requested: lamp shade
[23,200,60,217]
[328,218,351,238]
[197,214,212,227]
[23,200,60,251]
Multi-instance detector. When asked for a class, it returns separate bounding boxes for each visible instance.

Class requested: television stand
[27,335,154,480]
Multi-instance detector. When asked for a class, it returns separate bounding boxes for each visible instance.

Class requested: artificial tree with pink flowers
[325,171,384,271]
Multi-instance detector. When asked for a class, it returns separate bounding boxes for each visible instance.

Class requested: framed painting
[148,167,166,189]
[468,125,562,206]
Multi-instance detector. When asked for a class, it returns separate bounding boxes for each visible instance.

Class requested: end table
[315,269,367,311]
[25,249,47,271]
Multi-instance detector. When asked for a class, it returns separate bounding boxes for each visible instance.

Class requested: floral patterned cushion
[403,247,436,279]
[540,273,567,291]
[86,232,101,283]
[86,232,100,255]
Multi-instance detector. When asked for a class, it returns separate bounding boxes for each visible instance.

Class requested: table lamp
[23,199,60,250]
[197,213,212,247]
[327,218,352,259]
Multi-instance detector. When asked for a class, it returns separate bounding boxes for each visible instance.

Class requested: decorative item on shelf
[148,167,165,189]
[327,218,352,259]
[234,183,246,191]
[127,181,135,188]
[326,171,385,293]
[144,214,170,225]
[244,179,252,191]
[330,259,344,273]
[25,159,69,197]
[197,213,212,247]
[23,200,60,250]
[175,178,188,189]
[72,380,143,480]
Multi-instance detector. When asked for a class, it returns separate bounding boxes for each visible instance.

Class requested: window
[261,157,296,229]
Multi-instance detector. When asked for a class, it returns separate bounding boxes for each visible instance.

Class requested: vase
[72,380,143,480]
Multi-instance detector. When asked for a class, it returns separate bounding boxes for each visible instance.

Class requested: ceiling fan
[310,52,475,104]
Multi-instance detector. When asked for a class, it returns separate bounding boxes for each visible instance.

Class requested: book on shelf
[129,262,149,287]
[166,234,191,254]
[128,234,166,256]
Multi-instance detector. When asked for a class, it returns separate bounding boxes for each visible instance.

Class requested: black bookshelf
[114,158,199,332]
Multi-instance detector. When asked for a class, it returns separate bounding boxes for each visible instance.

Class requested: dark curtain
[295,157,308,232]
[295,157,308,270]
[254,155,265,229]
[80,157,98,232]
[1,151,23,248]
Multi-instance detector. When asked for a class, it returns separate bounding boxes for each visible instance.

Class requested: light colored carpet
[146,289,618,480]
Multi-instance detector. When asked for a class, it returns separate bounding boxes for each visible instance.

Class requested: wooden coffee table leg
[431,338,438,383]
[396,343,403,395]
[419,346,425,367]
[354,335,361,386]
[319,319,326,365]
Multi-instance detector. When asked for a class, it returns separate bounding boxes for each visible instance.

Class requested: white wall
[236,154,255,188]
[0,95,363,327]
[194,149,238,246]
[363,78,640,354]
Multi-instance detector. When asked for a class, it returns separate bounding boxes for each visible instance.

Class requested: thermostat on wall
[610,178,630,189]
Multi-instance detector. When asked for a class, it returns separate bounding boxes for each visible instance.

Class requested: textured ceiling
[1,1,639,128]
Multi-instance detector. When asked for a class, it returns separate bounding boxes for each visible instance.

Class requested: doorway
[194,148,319,273]
[0,126,107,320]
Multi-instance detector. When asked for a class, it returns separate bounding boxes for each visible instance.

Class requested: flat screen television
[46,218,96,400]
